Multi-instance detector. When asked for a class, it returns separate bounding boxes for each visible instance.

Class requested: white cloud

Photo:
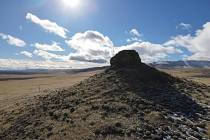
[0,33,26,47]
[0,59,104,70]
[33,42,64,52]
[130,29,141,37]
[176,22,192,31]
[127,29,142,43]
[126,37,140,43]
[33,49,68,61]
[165,22,210,60]
[20,51,33,58]
[117,42,182,63]
[3,21,210,70]
[66,30,114,63]
[26,13,69,38]
[65,30,182,63]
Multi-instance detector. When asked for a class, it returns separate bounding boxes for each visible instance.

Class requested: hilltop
[0,50,210,140]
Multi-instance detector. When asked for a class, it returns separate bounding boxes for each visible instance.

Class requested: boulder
[110,50,141,68]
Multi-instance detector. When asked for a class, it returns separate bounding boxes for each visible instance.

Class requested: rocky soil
[1,50,210,140]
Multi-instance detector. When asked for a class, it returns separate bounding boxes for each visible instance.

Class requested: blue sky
[0,0,210,69]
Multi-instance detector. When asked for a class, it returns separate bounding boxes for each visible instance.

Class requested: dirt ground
[0,70,102,110]
[161,68,210,86]
[1,67,210,139]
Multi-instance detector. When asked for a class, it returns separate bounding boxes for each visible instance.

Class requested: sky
[0,0,210,69]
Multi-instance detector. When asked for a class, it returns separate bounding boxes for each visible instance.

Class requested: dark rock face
[110,50,141,68]
[110,50,175,83]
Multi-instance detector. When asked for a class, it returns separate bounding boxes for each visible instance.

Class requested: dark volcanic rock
[110,50,176,84]
[110,50,141,68]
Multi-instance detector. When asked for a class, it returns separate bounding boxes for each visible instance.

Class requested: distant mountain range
[151,60,210,69]
[0,61,210,74]
[0,66,108,74]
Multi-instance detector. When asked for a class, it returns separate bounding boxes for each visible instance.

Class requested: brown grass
[0,70,102,110]
[161,68,210,86]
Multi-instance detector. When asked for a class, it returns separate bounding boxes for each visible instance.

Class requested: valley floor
[0,70,102,111]
[162,68,210,86]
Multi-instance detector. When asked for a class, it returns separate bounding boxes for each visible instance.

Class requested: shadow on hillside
[112,67,206,119]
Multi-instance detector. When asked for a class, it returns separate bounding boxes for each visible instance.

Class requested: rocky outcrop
[110,50,141,68]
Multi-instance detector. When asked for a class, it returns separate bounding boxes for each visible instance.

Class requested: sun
[62,0,80,8]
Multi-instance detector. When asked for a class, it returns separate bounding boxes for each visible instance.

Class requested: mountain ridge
[151,60,210,69]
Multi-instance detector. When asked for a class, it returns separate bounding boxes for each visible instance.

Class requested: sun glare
[62,0,80,8]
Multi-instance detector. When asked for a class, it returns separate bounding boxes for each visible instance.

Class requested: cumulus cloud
[66,30,114,63]
[0,33,26,47]
[3,21,210,70]
[26,13,69,38]
[118,42,182,63]
[20,51,33,58]
[65,30,182,63]
[32,42,64,52]
[33,49,68,61]
[176,22,192,31]
[0,59,104,70]
[165,22,210,60]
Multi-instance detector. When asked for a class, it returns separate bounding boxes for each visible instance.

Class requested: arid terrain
[1,68,210,111]
[0,70,103,110]
[162,68,210,86]
[1,0,210,139]
[0,50,210,140]
[1,52,210,140]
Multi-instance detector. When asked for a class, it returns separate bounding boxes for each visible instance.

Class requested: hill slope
[1,50,210,140]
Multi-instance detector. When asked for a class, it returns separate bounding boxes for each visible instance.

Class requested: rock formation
[110,50,141,68]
